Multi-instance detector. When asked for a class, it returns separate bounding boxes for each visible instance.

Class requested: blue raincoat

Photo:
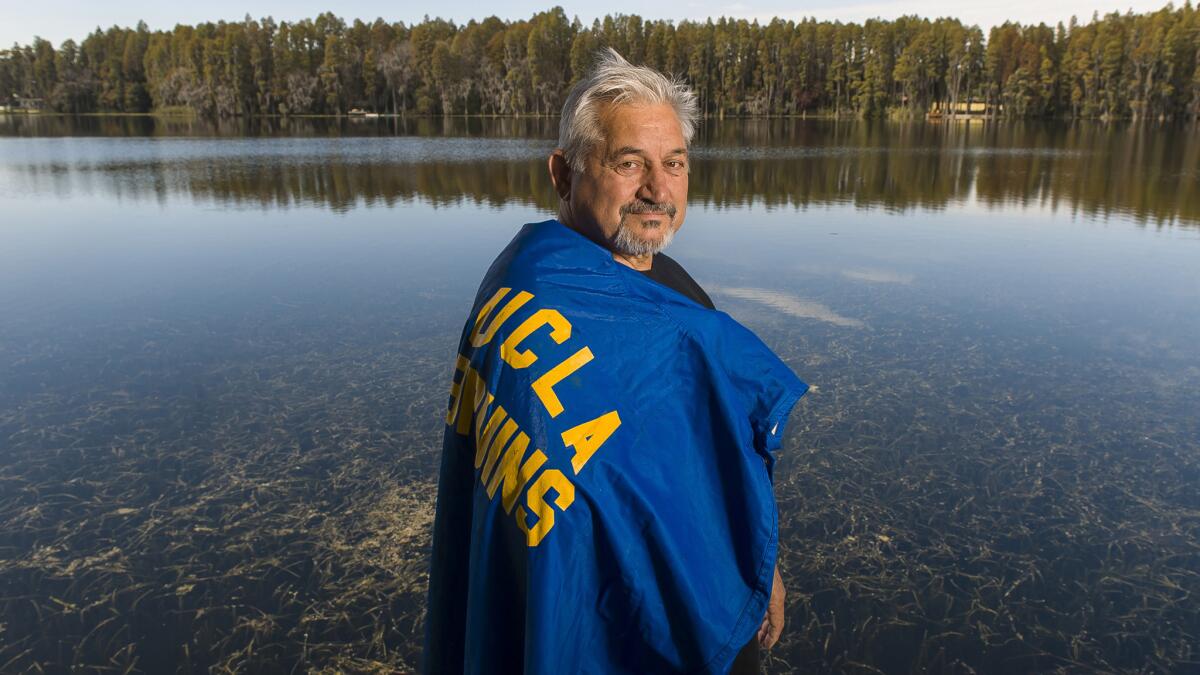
[423,219,808,674]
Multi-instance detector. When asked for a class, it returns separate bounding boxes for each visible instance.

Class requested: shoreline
[5,110,1197,124]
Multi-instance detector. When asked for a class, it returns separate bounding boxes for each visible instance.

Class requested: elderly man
[423,49,807,674]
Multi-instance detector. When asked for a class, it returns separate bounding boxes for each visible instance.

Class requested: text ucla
[445,287,621,547]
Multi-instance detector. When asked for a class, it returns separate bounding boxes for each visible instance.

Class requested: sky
[0,0,1179,49]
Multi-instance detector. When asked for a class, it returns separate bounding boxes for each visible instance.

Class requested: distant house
[928,101,996,117]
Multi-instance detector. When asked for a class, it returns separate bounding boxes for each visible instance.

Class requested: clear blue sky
[1,0,1175,49]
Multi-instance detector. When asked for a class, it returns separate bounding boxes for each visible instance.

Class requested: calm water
[1,115,1198,673]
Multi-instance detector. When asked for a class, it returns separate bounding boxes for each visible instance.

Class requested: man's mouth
[620,201,677,222]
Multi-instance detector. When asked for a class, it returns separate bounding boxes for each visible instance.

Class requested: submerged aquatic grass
[752,304,1200,674]
[1,119,1198,673]
[2,296,1196,673]
[0,316,451,672]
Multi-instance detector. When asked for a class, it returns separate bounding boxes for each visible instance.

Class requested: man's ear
[548,151,572,201]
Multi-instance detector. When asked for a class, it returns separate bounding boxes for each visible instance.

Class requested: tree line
[2,4,1198,119]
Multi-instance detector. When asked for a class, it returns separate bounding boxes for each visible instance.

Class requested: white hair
[557,48,699,172]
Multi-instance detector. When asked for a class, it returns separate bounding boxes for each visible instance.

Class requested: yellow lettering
[561,410,622,474]
[531,346,594,418]
[500,309,572,369]
[444,354,471,425]
[451,367,487,436]
[474,401,506,458]
[516,469,575,547]
[479,418,518,479]
[485,433,548,514]
[469,288,534,348]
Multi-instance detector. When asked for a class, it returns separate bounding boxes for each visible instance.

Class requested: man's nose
[637,163,671,204]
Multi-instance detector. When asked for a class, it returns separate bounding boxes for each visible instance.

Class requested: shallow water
[1,116,1198,673]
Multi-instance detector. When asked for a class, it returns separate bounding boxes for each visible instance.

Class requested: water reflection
[1,118,1198,673]
[3,118,1196,225]
[0,112,561,139]
[708,286,867,328]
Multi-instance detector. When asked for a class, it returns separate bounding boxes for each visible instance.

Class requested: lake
[1,115,1198,673]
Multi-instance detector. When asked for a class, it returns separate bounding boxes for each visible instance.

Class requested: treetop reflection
[2,118,1197,227]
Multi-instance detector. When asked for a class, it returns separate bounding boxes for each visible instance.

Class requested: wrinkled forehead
[593,101,687,156]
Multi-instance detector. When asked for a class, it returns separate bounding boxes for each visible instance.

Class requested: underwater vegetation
[1,118,1198,673]
[1,291,1196,673]
[0,312,452,672]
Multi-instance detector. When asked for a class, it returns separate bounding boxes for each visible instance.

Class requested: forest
[1,4,1198,119]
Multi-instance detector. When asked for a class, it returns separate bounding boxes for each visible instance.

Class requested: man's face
[560,102,689,260]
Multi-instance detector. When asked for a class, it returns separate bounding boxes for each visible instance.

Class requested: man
[423,49,807,674]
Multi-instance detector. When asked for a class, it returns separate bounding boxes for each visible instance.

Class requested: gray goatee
[612,201,677,257]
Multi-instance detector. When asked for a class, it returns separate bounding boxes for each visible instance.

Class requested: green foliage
[2,4,1196,119]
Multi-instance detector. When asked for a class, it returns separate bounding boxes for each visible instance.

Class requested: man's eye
[619,161,640,170]
[667,160,686,170]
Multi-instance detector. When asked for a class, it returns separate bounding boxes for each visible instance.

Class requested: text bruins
[445,287,622,547]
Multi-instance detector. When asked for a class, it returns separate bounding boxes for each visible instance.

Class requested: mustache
[620,200,677,218]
